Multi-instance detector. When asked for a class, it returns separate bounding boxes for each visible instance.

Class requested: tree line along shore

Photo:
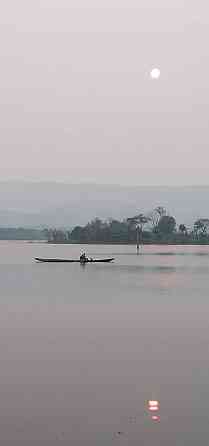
[43,207,209,245]
[1,207,209,244]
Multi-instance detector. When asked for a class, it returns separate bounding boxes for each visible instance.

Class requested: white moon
[150,68,161,79]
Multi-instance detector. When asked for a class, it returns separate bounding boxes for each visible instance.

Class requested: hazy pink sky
[0,0,208,185]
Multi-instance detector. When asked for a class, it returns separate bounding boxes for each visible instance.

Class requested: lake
[1,241,209,445]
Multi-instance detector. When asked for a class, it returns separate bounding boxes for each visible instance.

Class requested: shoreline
[46,240,209,246]
[1,239,209,246]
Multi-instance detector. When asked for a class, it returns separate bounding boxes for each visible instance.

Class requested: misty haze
[0,182,209,228]
[0,0,209,185]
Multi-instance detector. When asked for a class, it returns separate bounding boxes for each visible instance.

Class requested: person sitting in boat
[80,252,88,262]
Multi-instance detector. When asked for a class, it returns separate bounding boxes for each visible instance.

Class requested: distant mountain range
[0,181,208,228]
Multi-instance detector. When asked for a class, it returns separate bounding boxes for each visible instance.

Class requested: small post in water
[136,224,140,254]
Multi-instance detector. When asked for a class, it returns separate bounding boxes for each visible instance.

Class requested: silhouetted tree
[71,226,84,241]
[157,215,176,234]
[193,219,209,238]
[127,213,151,250]
[179,224,187,235]
[149,206,167,233]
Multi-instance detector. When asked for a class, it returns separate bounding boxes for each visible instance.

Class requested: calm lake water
[1,241,209,445]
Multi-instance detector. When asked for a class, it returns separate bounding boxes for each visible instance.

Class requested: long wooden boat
[35,257,114,263]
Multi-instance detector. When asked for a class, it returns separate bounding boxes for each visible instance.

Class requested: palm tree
[127,213,150,253]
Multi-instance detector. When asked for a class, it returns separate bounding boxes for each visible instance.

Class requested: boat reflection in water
[147,400,160,422]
